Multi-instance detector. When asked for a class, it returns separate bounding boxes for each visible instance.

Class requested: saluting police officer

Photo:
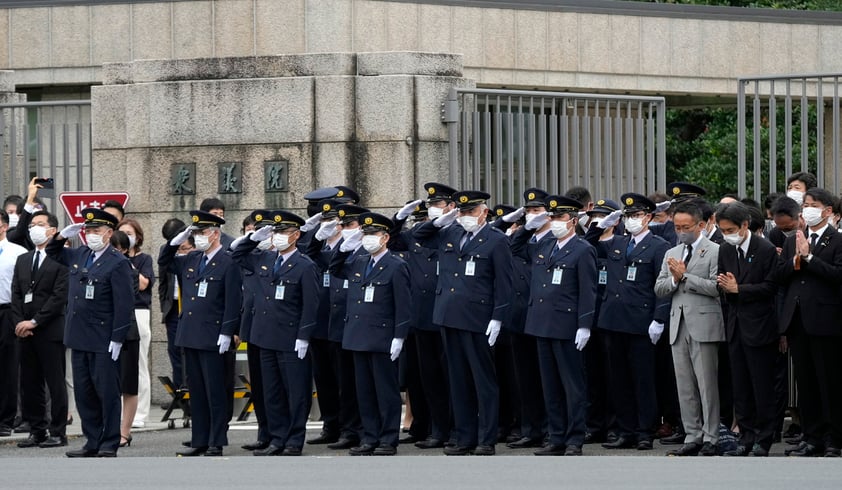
[329,212,411,455]
[413,190,513,456]
[46,208,134,458]
[585,194,671,450]
[511,195,597,456]
[159,211,242,457]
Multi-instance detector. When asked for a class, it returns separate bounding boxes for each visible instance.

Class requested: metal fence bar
[635,103,645,196]
[494,107,503,202]
[769,84,777,197]
[538,106,547,191]
[834,79,840,195]
[785,81,793,179]
[582,101,591,191]
[571,100,580,187]
[646,104,655,196]
[506,109,514,205]
[753,86,762,202]
[549,113,559,195]
[483,107,492,193]
[560,105,569,195]
[816,79,824,187]
[624,102,634,193]
[593,101,602,199]
[801,80,808,173]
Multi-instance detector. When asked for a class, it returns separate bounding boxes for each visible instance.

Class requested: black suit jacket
[777,226,842,336]
[6,207,36,251]
[718,235,779,346]
[10,249,68,342]
[157,243,177,320]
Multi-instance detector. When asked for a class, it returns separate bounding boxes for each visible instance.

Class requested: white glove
[648,321,664,345]
[433,208,459,228]
[60,222,85,239]
[599,209,623,229]
[574,328,590,351]
[524,212,549,231]
[250,226,274,243]
[301,213,322,233]
[502,207,525,223]
[339,229,363,252]
[295,339,309,359]
[486,319,502,346]
[389,338,404,361]
[170,226,194,246]
[654,200,673,214]
[217,334,232,354]
[229,234,247,250]
[108,341,122,362]
[314,219,340,241]
[397,199,423,220]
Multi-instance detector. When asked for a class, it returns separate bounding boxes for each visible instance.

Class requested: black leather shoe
[666,442,701,456]
[534,444,566,456]
[14,422,31,433]
[176,446,208,457]
[602,437,634,449]
[306,432,339,445]
[39,436,68,448]
[785,434,804,445]
[751,444,769,457]
[824,447,841,458]
[181,440,192,447]
[0,426,12,437]
[373,446,397,456]
[660,432,686,445]
[97,450,117,458]
[282,447,303,456]
[66,448,98,458]
[699,442,717,456]
[472,445,495,456]
[636,440,653,450]
[399,434,421,444]
[327,437,359,450]
[723,445,750,456]
[17,435,47,448]
[349,443,376,456]
[443,445,473,456]
[564,445,583,456]
[583,431,603,444]
[254,444,284,456]
[507,437,543,449]
[415,437,445,449]
[204,446,223,457]
[786,441,822,457]
[242,440,270,451]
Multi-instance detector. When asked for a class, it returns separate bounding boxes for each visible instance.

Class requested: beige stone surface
[579,14,611,74]
[700,20,733,79]
[669,18,701,77]
[547,12,578,73]
[609,15,639,75]
[357,52,462,76]
[516,10,546,71]
[306,0,352,53]
[91,4,131,64]
[173,1,213,59]
[315,76,354,142]
[50,6,89,67]
[0,70,14,92]
[414,141,450,194]
[760,22,790,76]
[353,141,414,208]
[451,6,483,68]
[354,0,387,52]
[10,8,50,69]
[513,70,546,88]
[732,21,761,77]
[91,84,127,150]
[639,16,670,77]
[355,75,413,141]
[418,4,451,54]
[312,142,352,188]
[415,75,473,142]
[386,2,419,51]
[0,11,8,68]
[818,25,842,73]
[215,0,254,57]
[482,8,515,70]
[132,3,173,61]
[255,0,305,55]
[790,24,819,74]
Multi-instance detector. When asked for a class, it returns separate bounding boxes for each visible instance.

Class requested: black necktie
[32,250,40,278]
[684,244,693,267]
[273,254,284,278]
[737,247,745,275]
[529,235,537,244]
[365,259,375,278]
[198,255,208,274]
[626,239,636,257]
[810,233,819,252]
[84,252,94,269]
[462,232,474,250]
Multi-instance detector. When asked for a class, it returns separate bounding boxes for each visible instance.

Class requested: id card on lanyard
[197,280,208,298]
[465,257,476,276]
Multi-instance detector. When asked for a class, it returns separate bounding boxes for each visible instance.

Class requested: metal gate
[442,88,667,204]
[738,73,842,201]
[1,100,92,206]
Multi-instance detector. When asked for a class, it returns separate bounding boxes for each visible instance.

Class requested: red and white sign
[59,192,130,243]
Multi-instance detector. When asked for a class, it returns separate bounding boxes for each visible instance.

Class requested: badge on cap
[274,215,282,222]
[364,217,373,225]
[255,214,263,221]
[428,187,436,195]
[192,215,199,223]
[672,187,681,195]
[528,192,535,200]
[339,210,346,218]
[337,190,345,197]
[497,209,504,216]
[86,212,94,220]
[625,197,634,206]
[323,203,331,212]
[549,199,557,208]
[459,196,468,203]
[597,199,605,206]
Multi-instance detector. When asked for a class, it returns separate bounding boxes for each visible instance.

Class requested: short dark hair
[805,187,835,208]
[564,186,592,206]
[0,209,7,226]
[787,171,817,190]
[31,210,58,228]
[715,202,751,228]
[103,199,125,217]
[747,205,765,233]
[200,197,225,213]
[242,215,255,233]
[763,192,783,212]
[771,196,800,220]
[110,229,130,251]
[162,218,186,241]
[672,200,703,223]
[117,218,145,251]
[3,195,24,214]
[721,193,740,201]
[740,198,761,210]
[687,198,714,222]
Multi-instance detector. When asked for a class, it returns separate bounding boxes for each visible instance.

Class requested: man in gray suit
[655,199,724,457]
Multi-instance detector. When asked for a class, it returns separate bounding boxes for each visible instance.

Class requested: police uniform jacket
[388,223,439,332]
[45,239,134,352]
[412,222,513,333]
[237,249,262,343]
[303,234,333,340]
[158,245,242,351]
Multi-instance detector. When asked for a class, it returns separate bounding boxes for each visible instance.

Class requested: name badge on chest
[322,273,331,287]
[85,281,95,300]
[197,280,208,298]
[598,269,608,285]
[551,268,563,285]
[275,285,286,300]
[626,265,637,282]
[364,286,375,303]
[24,292,33,304]
[343,279,349,289]
[465,257,476,277]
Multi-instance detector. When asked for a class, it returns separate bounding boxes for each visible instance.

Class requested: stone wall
[90,51,473,403]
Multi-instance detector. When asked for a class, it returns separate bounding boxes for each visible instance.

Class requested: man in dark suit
[777,187,842,457]
[412,190,513,456]
[46,208,134,457]
[329,212,411,456]
[714,202,780,457]
[159,210,242,457]
[158,218,188,389]
[12,211,69,448]
[233,210,319,456]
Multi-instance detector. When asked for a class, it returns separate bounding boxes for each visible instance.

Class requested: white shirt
[738,232,751,259]
[0,238,27,304]
[630,229,651,248]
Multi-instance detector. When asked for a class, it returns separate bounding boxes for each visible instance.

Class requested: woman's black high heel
[120,434,132,447]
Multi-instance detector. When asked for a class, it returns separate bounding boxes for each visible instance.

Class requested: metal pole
[738,80,746,196]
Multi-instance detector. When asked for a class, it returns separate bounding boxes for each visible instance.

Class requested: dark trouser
[442,327,499,448]
[247,342,270,444]
[537,337,587,448]
[71,350,121,452]
[773,351,789,435]
[584,328,613,437]
[509,331,545,440]
[260,348,312,449]
[729,333,778,450]
[353,351,401,448]
[655,317,682,430]
[309,338,340,437]
[402,332,431,439]
[0,308,19,428]
[718,341,734,428]
[164,309,183,388]
[184,347,229,448]
[605,330,657,443]
[494,330,518,438]
[415,328,451,442]
[223,349,235,423]
[20,339,67,438]
[336,345,363,440]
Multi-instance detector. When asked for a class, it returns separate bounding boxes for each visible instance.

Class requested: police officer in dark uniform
[412,190,513,456]
[586,194,671,450]
[46,208,134,458]
[159,210,242,457]
[511,195,597,456]
[233,210,320,456]
[329,212,412,455]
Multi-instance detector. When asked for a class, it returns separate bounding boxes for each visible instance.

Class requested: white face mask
[361,235,383,254]
[8,213,19,228]
[193,233,211,251]
[623,217,645,235]
[86,233,107,252]
[786,190,804,206]
[427,206,444,219]
[578,214,590,232]
[256,237,273,251]
[551,220,573,239]
[590,217,603,229]
[802,206,825,227]
[272,233,290,251]
[28,225,49,245]
[341,228,358,241]
[127,235,136,250]
[457,215,481,233]
[723,231,744,246]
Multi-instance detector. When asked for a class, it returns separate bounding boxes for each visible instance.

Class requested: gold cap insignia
[428,187,436,195]
[528,192,535,200]
[337,190,344,197]
[322,203,331,212]
[459,196,468,203]
[415,206,421,213]
[364,217,373,225]
[274,215,282,222]
[86,212,94,220]
[191,215,199,223]
[496,209,504,216]
[672,186,681,195]
[255,214,263,221]
[549,200,558,208]
[625,197,634,206]
[597,199,605,206]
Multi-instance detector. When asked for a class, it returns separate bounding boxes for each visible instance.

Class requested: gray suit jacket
[654,236,724,344]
